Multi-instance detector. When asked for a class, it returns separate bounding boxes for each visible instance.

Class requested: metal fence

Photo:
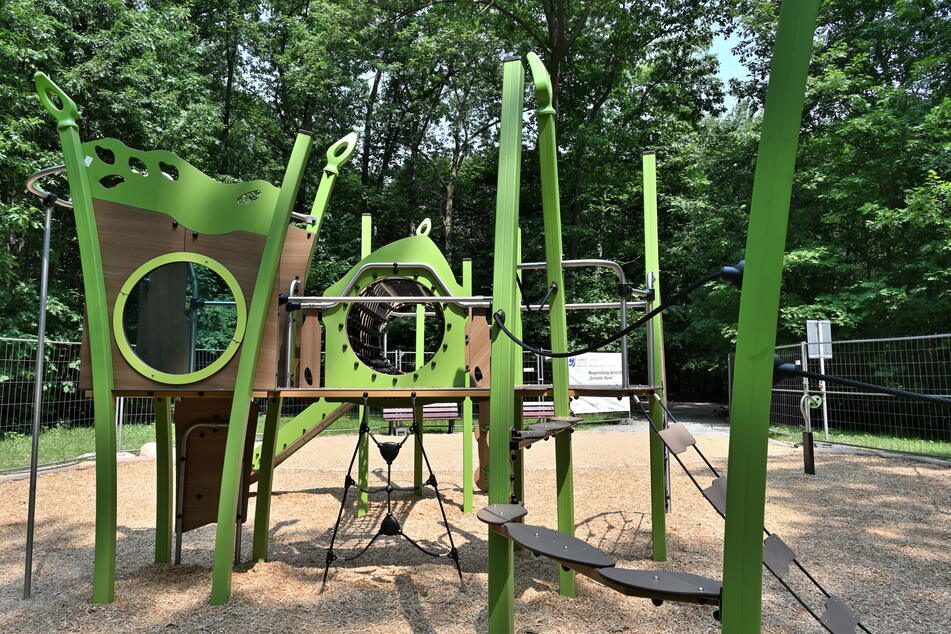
[0,338,578,472]
[729,334,951,459]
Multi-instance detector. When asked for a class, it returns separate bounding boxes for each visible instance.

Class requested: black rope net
[346,277,444,375]
[322,395,462,587]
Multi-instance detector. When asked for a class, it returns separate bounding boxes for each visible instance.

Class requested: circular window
[346,277,446,375]
[113,253,247,384]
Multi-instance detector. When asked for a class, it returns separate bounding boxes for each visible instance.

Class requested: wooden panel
[184,228,266,390]
[270,226,314,388]
[174,399,257,532]
[466,308,491,387]
[81,200,185,390]
[298,308,322,387]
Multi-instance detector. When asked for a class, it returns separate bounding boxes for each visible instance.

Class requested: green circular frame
[113,252,247,385]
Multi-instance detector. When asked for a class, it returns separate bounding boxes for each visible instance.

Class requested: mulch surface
[1,431,948,632]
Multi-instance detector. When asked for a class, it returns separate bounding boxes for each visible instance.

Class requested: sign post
[806,320,832,439]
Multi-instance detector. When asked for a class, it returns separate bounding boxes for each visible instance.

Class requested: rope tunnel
[345,277,445,375]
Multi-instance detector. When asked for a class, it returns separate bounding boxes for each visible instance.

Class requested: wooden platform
[101,384,659,403]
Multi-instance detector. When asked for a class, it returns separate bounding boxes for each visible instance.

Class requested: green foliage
[0,0,947,399]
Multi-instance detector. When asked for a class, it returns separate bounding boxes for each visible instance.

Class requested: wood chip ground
[1,430,948,632]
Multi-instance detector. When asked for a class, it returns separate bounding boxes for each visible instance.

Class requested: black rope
[774,356,951,406]
[494,272,721,358]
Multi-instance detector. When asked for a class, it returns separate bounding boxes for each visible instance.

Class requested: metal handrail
[25,164,72,208]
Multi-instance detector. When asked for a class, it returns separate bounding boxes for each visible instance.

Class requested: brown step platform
[510,428,548,450]
[477,504,528,526]
[504,523,614,569]
[657,422,697,454]
[598,568,722,603]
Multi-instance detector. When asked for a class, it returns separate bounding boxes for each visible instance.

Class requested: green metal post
[526,52,575,597]
[33,73,118,603]
[414,292,425,494]
[487,58,524,634]
[512,229,525,520]
[252,396,282,562]
[462,258,474,513]
[642,151,668,561]
[211,132,313,605]
[358,213,372,516]
[154,397,173,564]
[721,2,818,632]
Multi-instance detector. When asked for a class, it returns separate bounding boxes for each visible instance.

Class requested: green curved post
[358,213,372,515]
[526,52,575,597]
[211,132,313,605]
[487,57,525,634]
[33,73,118,603]
[642,151,667,561]
[721,2,818,632]
[305,133,358,235]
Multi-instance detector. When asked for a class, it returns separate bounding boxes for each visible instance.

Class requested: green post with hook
[34,72,118,603]
[526,51,575,597]
[462,258,474,513]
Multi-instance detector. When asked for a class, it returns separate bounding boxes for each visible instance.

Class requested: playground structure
[20,1,898,631]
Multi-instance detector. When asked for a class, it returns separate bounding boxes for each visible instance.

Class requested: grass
[769,423,951,459]
[11,414,943,473]
[0,411,631,472]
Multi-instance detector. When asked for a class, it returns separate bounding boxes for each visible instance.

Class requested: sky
[711,33,748,109]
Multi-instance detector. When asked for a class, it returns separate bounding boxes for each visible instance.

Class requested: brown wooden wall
[80,200,313,391]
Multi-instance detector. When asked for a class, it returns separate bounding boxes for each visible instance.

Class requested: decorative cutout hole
[159,162,179,181]
[474,367,484,383]
[304,367,313,386]
[95,146,115,164]
[236,190,262,205]
[47,91,62,109]
[128,157,148,177]
[333,143,350,157]
[99,174,124,188]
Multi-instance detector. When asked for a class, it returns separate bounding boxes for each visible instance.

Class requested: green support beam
[526,52,575,597]
[252,396,283,562]
[642,151,668,561]
[486,57,525,634]
[462,258,474,513]
[153,397,173,564]
[34,73,118,604]
[358,213,372,516]
[721,2,818,632]
[211,132,313,605]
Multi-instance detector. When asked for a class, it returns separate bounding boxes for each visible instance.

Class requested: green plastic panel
[322,235,467,389]
[81,137,281,236]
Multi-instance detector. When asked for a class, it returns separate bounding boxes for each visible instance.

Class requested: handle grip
[324,132,358,173]
[33,72,80,129]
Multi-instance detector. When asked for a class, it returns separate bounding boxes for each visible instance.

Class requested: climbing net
[322,394,462,586]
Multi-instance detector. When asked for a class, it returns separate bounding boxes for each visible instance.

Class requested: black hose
[494,272,721,359]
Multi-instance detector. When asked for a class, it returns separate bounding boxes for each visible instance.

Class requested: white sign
[567,353,629,414]
[806,320,832,359]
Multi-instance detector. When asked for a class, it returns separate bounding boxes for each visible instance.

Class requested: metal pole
[818,355,830,440]
[116,398,124,453]
[24,200,54,599]
[799,394,816,475]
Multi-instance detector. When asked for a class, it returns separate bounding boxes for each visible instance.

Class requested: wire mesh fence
[729,334,951,459]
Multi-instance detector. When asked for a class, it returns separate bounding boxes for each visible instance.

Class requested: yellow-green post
[33,74,118,603]
[211,132,313,605]
[527,52,575,597]
[642,151,667,561]
[358,213,372,515]
[252,396,282,561]
[487,57,524,634]
[154,397,173,563]
[722,2,818,632]
[462,258,474,512]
